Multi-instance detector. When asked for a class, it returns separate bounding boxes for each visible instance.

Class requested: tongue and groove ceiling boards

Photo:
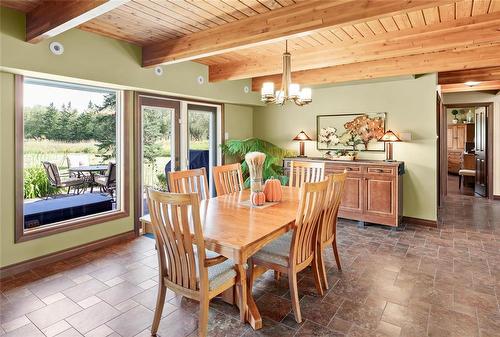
[4,0,500,90]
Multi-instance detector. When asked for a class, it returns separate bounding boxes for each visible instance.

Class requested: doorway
[438,102,494,203]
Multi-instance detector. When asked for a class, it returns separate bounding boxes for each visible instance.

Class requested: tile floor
[1,194,499,337]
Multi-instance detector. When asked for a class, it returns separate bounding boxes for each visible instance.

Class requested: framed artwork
[316,113,386,151]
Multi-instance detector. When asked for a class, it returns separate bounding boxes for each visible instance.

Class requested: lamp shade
[378,130,401,142]
[293,131,312,141]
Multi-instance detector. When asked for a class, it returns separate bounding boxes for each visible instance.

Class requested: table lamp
[378,130,401,161]
[293,131,312,157]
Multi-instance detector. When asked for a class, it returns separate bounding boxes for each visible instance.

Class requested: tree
[94,93,117,159]
[343,115,384,150]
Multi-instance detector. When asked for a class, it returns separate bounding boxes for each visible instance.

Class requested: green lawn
[24,138,210,188]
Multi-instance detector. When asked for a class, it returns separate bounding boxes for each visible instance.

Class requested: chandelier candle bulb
[300,88,312,102]
[289,83,300,98]
[261,82,274,97]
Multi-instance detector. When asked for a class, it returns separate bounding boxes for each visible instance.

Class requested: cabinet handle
[344,167,351,171]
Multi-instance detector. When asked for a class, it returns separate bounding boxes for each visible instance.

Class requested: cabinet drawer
[327,164,362,174]
[367,167,395,176]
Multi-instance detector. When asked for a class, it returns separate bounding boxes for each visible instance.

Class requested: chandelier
[260,41,312,106]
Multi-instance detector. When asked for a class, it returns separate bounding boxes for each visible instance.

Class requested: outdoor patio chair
[42,161,87,198]
[66,154,90,177]
[95,162,116,199]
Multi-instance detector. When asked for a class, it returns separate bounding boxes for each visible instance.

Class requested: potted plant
[221,138,294,186]
[451,110,459,124]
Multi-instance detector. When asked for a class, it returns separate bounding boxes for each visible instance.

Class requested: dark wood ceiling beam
[142,0,456,67]
[438,66,500,85]
[26,0,129,43]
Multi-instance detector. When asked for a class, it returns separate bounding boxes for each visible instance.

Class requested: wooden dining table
[140,186,300,330]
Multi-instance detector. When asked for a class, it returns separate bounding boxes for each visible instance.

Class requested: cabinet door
[339,176,363,213]
[364,176,395,218]
[456,125,466,150]
[447,126,453,150]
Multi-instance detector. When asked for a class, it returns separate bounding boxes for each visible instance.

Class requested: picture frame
[316,112,386,152]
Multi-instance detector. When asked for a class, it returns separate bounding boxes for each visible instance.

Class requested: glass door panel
[186,104,218,195]
[138,96,180,217]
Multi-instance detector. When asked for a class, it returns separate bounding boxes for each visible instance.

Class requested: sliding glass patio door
[136,95,180,218]
[135,96,222,229]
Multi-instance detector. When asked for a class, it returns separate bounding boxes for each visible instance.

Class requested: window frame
[15,75,131,243]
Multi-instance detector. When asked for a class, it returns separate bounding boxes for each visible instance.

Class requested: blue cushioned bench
[24,194,113,229]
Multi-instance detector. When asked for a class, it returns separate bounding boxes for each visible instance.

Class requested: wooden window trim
[14,75,131,243]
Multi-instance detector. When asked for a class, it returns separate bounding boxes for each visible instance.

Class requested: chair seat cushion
[459,169,475,176]
[198,249,237,291]
[60,178,85,187]
[94,176,108,185]
[252,232,292,267]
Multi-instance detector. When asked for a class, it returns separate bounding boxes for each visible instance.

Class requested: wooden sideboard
[283,158,404,227]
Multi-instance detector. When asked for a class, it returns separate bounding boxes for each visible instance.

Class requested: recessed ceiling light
[49,42,64,55]
[464,81,480,87]
[154,66,163,76]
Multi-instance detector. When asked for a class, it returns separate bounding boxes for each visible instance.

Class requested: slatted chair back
[290,179,329,267]
[106,162,117,187]
[320,173,347,245]
[213,163,244,196]
[168,168,209,201]
[288,161,325,188]
[42,161,61,186]
[147,189,207,293]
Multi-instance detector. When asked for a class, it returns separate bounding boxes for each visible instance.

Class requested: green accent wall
[0,7,257,268]
[253,74,438,221]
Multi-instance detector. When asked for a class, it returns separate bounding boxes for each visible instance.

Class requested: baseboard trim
[493,195,500,200]
[0,230,136,279]
[403,216,438,228]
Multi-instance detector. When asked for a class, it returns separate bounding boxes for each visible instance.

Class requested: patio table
[69,165,108,193]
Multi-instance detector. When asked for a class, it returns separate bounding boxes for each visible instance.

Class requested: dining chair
[248,179,329,323]
[288,161,325,188]
[66,154,89,177]
[317,172,347,290]
[95,162,116,199]
[213,163,244,196]
[168,167,209,200]
[147,189,240,337]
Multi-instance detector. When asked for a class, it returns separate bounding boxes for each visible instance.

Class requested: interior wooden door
[474,108,487,197]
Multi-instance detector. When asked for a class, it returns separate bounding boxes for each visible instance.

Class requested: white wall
[443,91,500,196]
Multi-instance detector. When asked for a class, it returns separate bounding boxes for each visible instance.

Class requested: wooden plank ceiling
[3,0,500,92]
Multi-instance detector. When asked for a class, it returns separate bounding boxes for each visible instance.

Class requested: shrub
[24,167,60,199]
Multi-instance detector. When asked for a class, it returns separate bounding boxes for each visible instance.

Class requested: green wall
[253,74,438,221]
[0,7,259,105]
[0,7,257,268]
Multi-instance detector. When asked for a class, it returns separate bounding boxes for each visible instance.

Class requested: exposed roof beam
[441,80,500,93]
[252,43,500,90]
[209,12,500,82]
[142,0,455,67]
[26,0,129,43]
[438,66,500,85]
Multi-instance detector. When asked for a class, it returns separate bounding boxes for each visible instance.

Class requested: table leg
[234,262,262,330]
[90,173,95,193]
[235,264,247,322]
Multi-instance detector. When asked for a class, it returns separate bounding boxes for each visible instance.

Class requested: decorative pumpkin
[263,177,282,202]
[251,191,266,206]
